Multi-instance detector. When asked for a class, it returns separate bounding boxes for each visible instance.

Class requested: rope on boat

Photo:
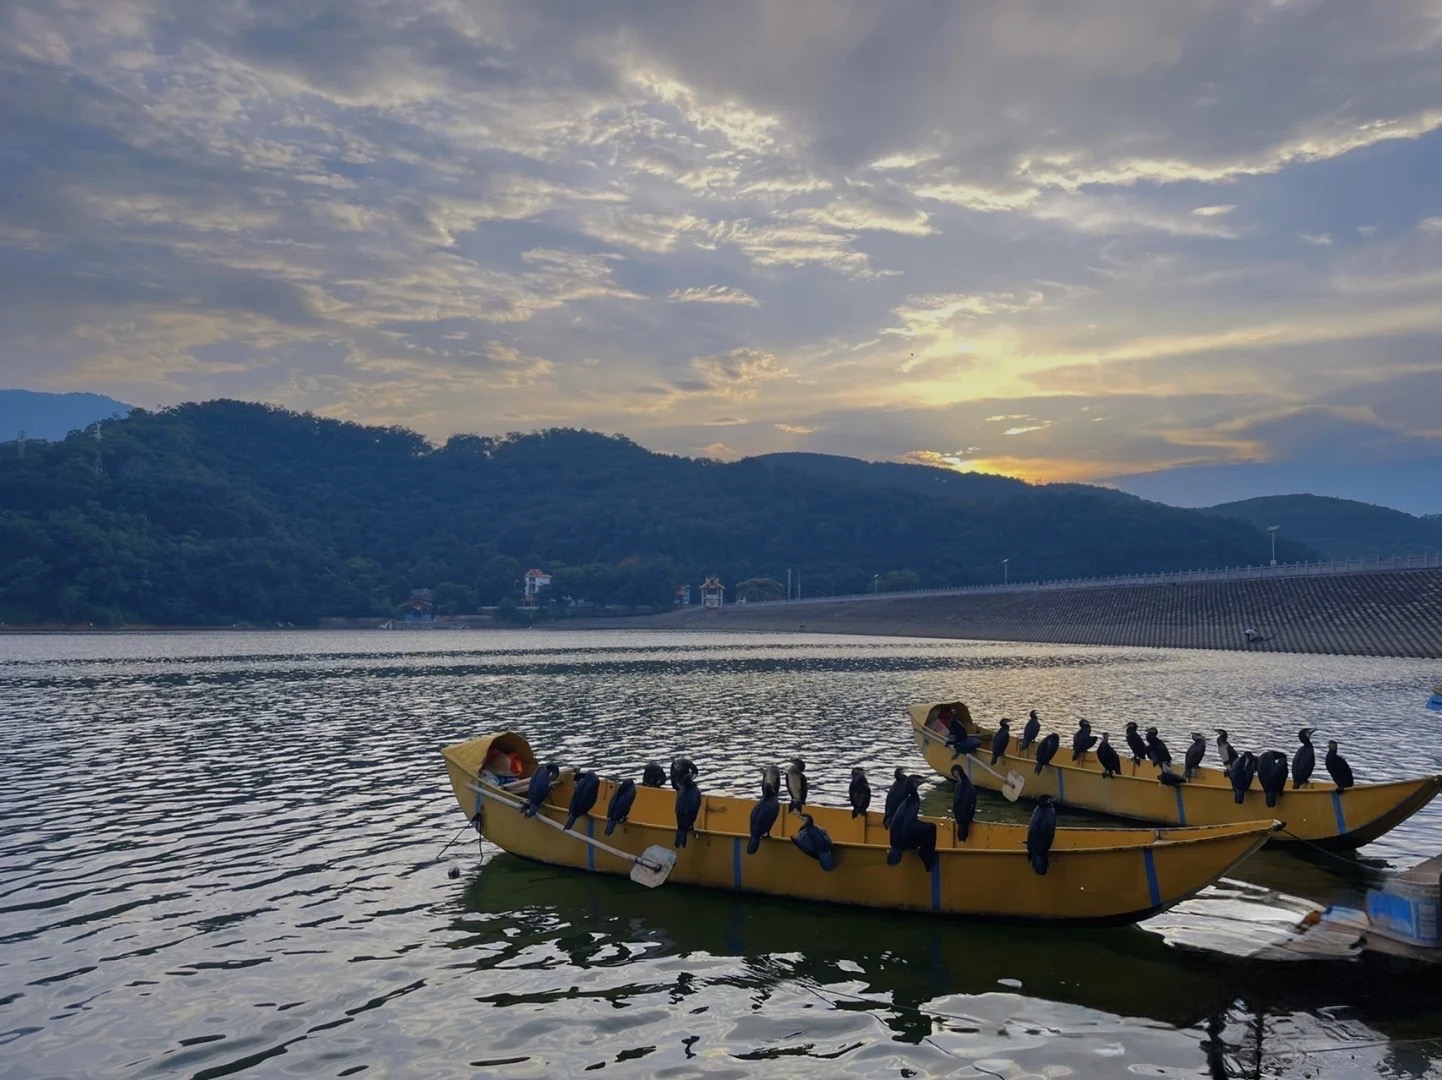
[1275,826,1391,879]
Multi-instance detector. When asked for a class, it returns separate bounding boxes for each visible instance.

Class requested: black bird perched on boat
[950,766,976,841]
[1124,721,1148,766]
[1325,740,1355,793]
[1071,719,1099,762]
[761,763,780,798]
[949,731,983,759]
[990,719,1011,765]
[670,758,698,790]
[1183,733,1207,781]
[792,813,837,871]
[1157,768,1184,786]
[1215,729,1238,774]
[1026,794,1057,876]
[747,782,779,854]
[1257,750,1289,808]
[1145,727,1172,769]
[604,778,636,836]
[849,768,871,818]
[674,774,702,847]
[1020,710,1041,752]
[564,770,600,831]
[1096,733,1122,778]
[642,762,667,788]
[522,763,560,817]
[885,777,921,866]
[1033,732,1061,775]
[784,758,808,812]
[1230,751,1257,804]
[882,767,909,828]
[1292,729,1315,789]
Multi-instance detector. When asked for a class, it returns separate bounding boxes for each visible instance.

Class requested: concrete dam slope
[661,569,1442,659]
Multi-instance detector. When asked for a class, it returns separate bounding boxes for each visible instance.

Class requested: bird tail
[881,813,894,829]
[563,814,577,831]
[916,848,936,872]
[789,799,803,813]
[675,828,689,848]
[851,807,862,818]
[885,847,903,866]
[521,805,536,818]
[1265,791,1278,809]
[956,822,970,843]
[1034,761,1045,775]
[746,835,761,855]
[604,819,618,836]
[991,752,1001,765]
[819,851,837,872]
[1029,854,1048,876]
[1233,790,1245,805]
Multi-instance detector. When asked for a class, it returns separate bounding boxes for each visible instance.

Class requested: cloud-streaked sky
[4,0,1442,506]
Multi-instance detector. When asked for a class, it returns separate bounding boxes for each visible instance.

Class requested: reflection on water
[2,630,1440,1077]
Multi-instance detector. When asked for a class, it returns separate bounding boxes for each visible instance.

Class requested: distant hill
[745,452,1030,502]
[1200,494,1442,560]
[1,390,132,442]
[0,400,1317,625]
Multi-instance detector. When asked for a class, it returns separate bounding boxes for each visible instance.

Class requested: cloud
[774,423,816,434]
[1300,231,1333,246]
[668,285,759,306]
[1420,217,1442,235]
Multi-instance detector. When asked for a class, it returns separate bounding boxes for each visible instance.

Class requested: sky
[3,0,1442,512]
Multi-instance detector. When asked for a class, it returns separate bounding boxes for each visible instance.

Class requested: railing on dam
[758,552,1442,608]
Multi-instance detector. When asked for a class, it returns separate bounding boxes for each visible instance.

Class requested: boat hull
[910,703,1442,849]
[444,734,1278,926]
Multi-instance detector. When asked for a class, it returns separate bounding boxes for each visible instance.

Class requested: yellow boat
[443,731,1281,926]
[910,702,1442,849]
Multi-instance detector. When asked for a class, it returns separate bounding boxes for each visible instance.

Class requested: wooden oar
[915,725,1026,801]
[467,782,677,888]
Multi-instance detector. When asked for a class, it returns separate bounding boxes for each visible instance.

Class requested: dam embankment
[598,568,1442,659]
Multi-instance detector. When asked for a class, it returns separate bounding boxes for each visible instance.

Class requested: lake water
[3,630,1441,1078]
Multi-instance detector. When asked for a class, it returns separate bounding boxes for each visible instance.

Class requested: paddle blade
[630,845,677,888]
[1002,771,1025,802]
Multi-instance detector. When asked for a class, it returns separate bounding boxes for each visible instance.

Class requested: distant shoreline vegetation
[0,398,1382,628]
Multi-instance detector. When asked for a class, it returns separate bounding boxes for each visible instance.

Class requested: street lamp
[1002,558,1009,585]
[1266,525,1279,567]
[873,574,880,594]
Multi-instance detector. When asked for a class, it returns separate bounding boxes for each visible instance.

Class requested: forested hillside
[0,401,1316,625]
[1201,495,1442,560]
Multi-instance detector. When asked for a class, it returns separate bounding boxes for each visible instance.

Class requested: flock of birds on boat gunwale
[938,707,1357,807]
[516,753,1060,878]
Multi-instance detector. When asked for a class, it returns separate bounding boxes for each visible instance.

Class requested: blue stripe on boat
[1174,785,1186,826]
[733,837,742,889]
[587,816,595,871]
[1056,768,1065,803]
[930,857,941,912]
[1332,792,1347,836]
[1143,848,1161,908]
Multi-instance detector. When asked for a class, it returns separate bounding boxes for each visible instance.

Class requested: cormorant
[1026,794,1057,876]
[1183,733,1207,781]
[1124,721,1148,766]
[881,767,909,828]
[1292,729,1315,789]
[1215,729,1238,774]
[950,766,976,841]
[747,783,779,854]
[762,763,781,798]
[1145,727,1172,769]
[1158,768,1184,786]
[949,732,983,759]
[990,719,1011,765]
[604,778,635,836]
[784,758,808,812]
[849,767,871,818]
[1096,733,1122,778]
[1325,741,1354,793]
[885,778,922,866]
[1257,750,1288,808]
[670,758,697,790]
[1020,709,1041,752]
[1033,732,1061,775]
[564,770,600,830]
[1230,751,1257,804]
[792,813,837,871]
[1071,719,1099,762]
[522,763,560,817]
[910,818,938,872]
[674,774,701,847]
[641,762,667,788]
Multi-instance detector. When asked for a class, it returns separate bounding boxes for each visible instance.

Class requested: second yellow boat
[911,701,1442,849]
